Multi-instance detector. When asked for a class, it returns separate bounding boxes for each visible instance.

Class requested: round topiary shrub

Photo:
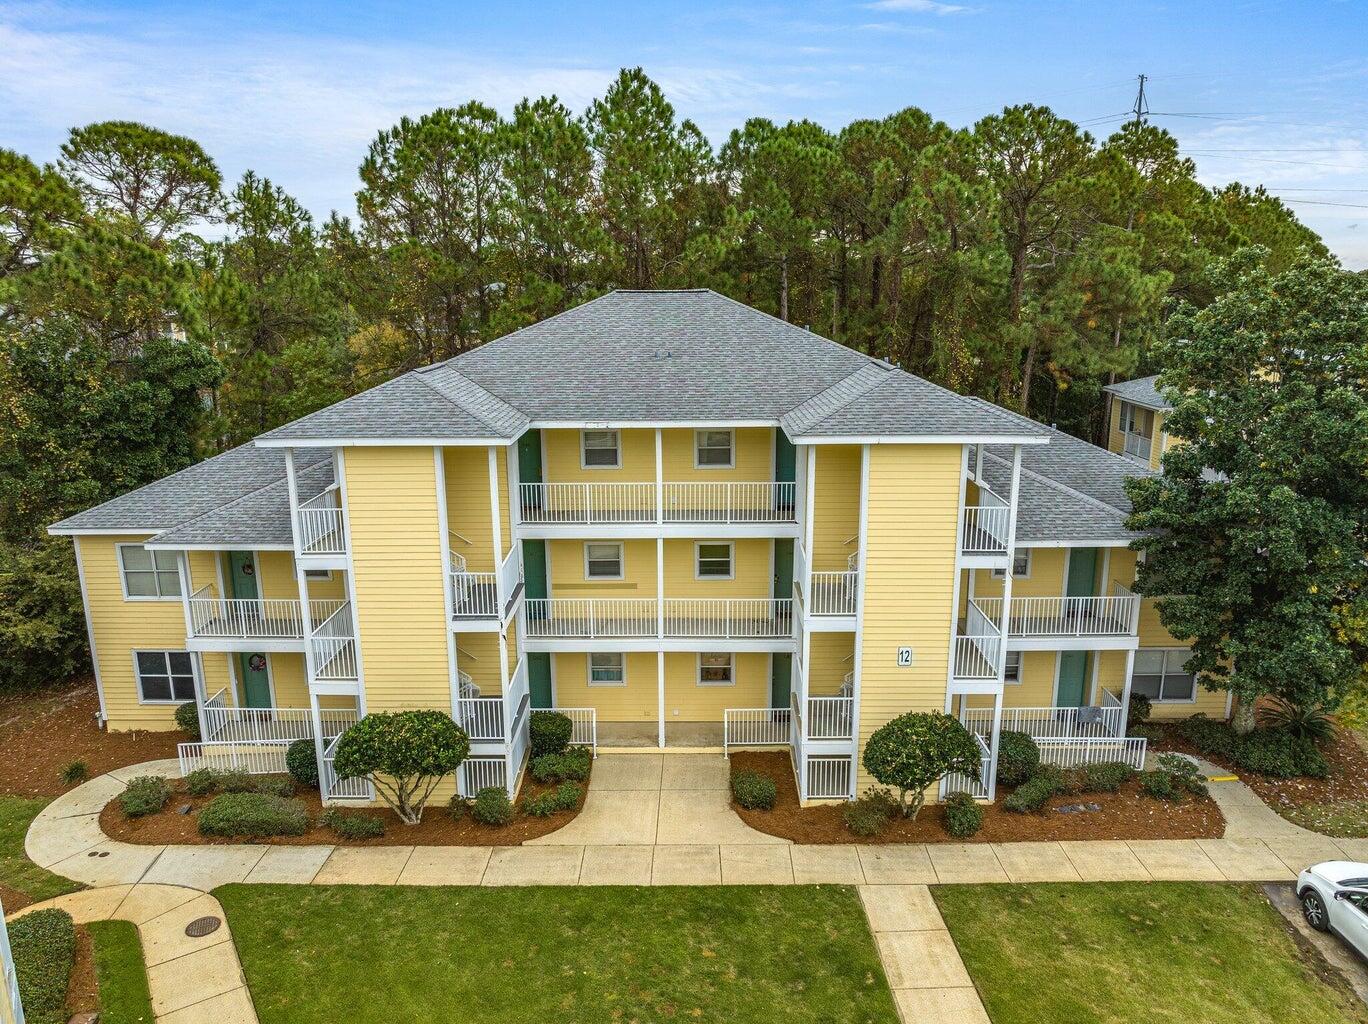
[862,711,983,820]
[943,791,983,838]
[529,710,574,758]
[286,738,320,788]
[730,769,777,810]
[175,700,201,740]
[995,730,1040,787]
[332,711,470,825]
[472,785,514,826]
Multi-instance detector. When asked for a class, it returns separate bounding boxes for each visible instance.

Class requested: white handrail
[953,633,1002,679]
[723,706,792,750]
[961,703,1124,740]
[523,597,793,639]
[187,596,306,640]
[451,570,499,618]
[809,570,857,615]
[517,481,798,525]
[972,595,1139,637]
[961,505,1011,554]
[806,696,854,740]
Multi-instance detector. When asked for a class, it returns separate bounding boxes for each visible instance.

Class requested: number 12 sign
[896,647,913,668]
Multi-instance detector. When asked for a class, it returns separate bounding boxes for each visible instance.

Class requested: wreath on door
[241,561,255,576]
[248,654,267,672]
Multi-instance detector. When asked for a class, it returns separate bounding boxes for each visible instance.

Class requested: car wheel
[1301,889,1330,932]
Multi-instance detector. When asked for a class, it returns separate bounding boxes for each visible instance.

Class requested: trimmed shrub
[332,710,470,825]
[286,738,320,787]
[319,807,385,839]
[1128,692,1153,725]
[472,786,514,826]
[1179,715,1238,759]
[447,794,468,821]
[996,730,1040,787]
[1128,722,1163,742]
[863,711,983,819]
[120,775,171,817]
[252,775,297,799]
[730,769,777,811]
[1235,729,1329,779]
[11,907,75,1024]
[60,760,88,785]
[198,792,310,838]
[523,782,582,818]
[1003,767,1065,814]
[214,768,256,793]
[175,700,201,740]
[943,791,983,838]
[183,767,221,797]
[1079,760,1135,793]
[843,788,899,837]
[1139,753,1209,802]
[530,747,592,784]
[529,710,574,758]
[553,781,583,811]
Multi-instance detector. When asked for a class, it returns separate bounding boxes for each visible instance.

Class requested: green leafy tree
[332,710,471,824]
[0,148,80,319]
[861,712,983,819]
[1127,247,1368,732]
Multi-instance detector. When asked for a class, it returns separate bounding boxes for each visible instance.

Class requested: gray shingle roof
[1103,374,1172,412]
[144,460,334,549]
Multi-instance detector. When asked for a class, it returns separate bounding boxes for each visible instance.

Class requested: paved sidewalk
[8,884,257,1023]
[28,758,1368,892]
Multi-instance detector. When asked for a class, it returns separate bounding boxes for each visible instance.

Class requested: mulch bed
[100,770,589,847]
[1152,722,1368,816]
[67,925,99,1019]
[729,751,1225,844]
[0,680,182,798]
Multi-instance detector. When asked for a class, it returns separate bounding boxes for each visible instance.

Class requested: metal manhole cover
[185,915,222,938]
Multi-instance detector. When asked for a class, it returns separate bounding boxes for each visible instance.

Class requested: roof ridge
[965,396,1155,474]
[982,449,1131,518]
[409,364,524,435]
[442,290,619,373]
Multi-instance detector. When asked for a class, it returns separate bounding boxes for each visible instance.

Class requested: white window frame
[991,548,1031,579]
[580,429,621,470]
[1131,647,1196,703]
[117,543,183,600]
[303,568,333,581]
[1003,650,1022,685]
[587,652,626,687]
[695,541,734,580]
[694,429,735,469]
[584,541,624,581]
[131,649,199,705]
[697,652,735,686]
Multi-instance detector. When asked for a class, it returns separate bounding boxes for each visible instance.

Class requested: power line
[1131,74,1149,126]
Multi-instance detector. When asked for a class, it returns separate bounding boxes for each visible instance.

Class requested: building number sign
[896,647,913,668]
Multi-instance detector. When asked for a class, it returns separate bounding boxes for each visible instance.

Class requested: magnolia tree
[861,712,983,819]
[332,710,470,824]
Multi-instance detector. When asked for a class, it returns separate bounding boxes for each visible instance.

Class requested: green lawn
[217,884,900,1024]
[934,882,1368,1024]
[88,920,155,1024]
[1285,800,1368,838]
[0,796,81,905]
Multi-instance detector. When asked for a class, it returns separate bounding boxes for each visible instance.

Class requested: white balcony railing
[942,732,992,800]
[517,481,798,526]
[185,585,345,642]
[806,755,854,799]
[296,485,346,556]
[723,707,792,750]
[953,632,1002,679]
[310,601,358,680]
[806,695,854,740]
[809,570,858,616]
[451,569,499,618]
[523,597,793,640]
[321,730,372,800]
[972,595,1139,638]
[1123,431,1152,461]
[960,702,1124,741]
[961,504,1011,555]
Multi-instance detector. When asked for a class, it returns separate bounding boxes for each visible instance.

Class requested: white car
[1298,861,1368,959]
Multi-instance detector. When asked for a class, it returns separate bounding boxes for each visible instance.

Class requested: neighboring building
[49,291,1227,805]
[1103,374,1174,470]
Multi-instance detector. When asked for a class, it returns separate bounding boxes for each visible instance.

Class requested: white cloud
[863,0,970,14]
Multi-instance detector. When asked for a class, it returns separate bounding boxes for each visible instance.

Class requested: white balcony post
[435,447,460,717]
[974,442,984,482]
[849,444,870,798]
[657,650,666,749]
[802,446,816,601]
[284,448,301,555]
[655,428,663,525]
[507,439,521,531]
[176,551,194,639]
[998,446,1023,673]
[1119,647,1136,737]
[488,447,504,613]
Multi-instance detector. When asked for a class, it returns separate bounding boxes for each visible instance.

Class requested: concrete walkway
[27,758,1368,892]
[8,884,257,1023]
[1189,755,1327,839]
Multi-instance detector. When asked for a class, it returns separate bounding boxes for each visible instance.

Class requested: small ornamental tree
[331,710,470,825]
[861,712,983,820]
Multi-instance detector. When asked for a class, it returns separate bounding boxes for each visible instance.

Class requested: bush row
[198,792,310,838]
[1179,716,1328,779]
[523,782,584,817]
[10,908,75,1024]
[530,747,592,784]
[183,768,295,798]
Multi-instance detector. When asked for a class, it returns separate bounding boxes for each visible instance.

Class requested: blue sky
[3,0,1367,266]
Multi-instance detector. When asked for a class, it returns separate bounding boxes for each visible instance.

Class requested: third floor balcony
[515,481,798,537]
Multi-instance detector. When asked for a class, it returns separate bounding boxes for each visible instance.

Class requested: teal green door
[1066,547,1099,598]
[774,430,796,482]
[771,653,792,708]
[1056,651,1090,707]
[528,654,553,709]
[773,539,794,600]
[518,430,543,522]
[227,552,270,708]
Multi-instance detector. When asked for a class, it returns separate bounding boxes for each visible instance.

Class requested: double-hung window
[119,544,182,599]
[134,650,197,703]
[698,652,734,686]
[588,652,626,687]
[991,549,1031,579]
[696,542,733,579]
[1003,651,1022,685]
[582,430,620,469]
[1132,648,1196,702]
[695,429,734,468]
[585,542,624,580]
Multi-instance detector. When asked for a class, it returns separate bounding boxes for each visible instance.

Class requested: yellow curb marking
[1207,775,1239,782]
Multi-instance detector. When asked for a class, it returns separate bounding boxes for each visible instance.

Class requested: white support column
[945,443,971,717]
[657,650,666,749]
[802,445,816,597]
[176,551,195,640]
[335,449,366,717]
[507,439,521,533]
[986,687,1004,801]
[284,449,301,555]
[1119,647,1137,736]
[847,444,871,799]
[434,447,460,717]
[973,442,984,483]
[654,428,664,525]
[488,446,504,611]
[998,446,1023,671]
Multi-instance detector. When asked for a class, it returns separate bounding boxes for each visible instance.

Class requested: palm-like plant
[1259,699,1335,746]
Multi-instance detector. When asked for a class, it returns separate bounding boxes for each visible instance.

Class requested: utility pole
[1131,74,1150,126]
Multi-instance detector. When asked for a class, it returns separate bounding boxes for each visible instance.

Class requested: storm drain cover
[185,915,222,938]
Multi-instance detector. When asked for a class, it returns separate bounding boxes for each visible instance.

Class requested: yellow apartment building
[1104,374,1174,471]
[50,291,1222,804]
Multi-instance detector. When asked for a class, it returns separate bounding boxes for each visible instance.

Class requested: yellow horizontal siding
[664,651,769,720]
[807,632,854,697]
[268,652,309,707]
[660,427,772,480]
[77,535,230,731]
[444,446,499,572]
[811,445,860,572]
[552,651,659,722]
[547,538,774,598]
[346,446,451,714]
[856,444,961,793]
[543,427,655,480]
[548,538,657,594]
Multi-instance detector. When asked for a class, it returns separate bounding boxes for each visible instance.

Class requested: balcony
[185,585,345,651]
[961,504,1010,558]
[971,588,1139,649]
[794,542,859,627]
[516,481,798,535]
[311,601,359,681]
[296,485,346,557]
[1122,430,1152,463]
[522,597,793,646]
[449,548,522,624]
